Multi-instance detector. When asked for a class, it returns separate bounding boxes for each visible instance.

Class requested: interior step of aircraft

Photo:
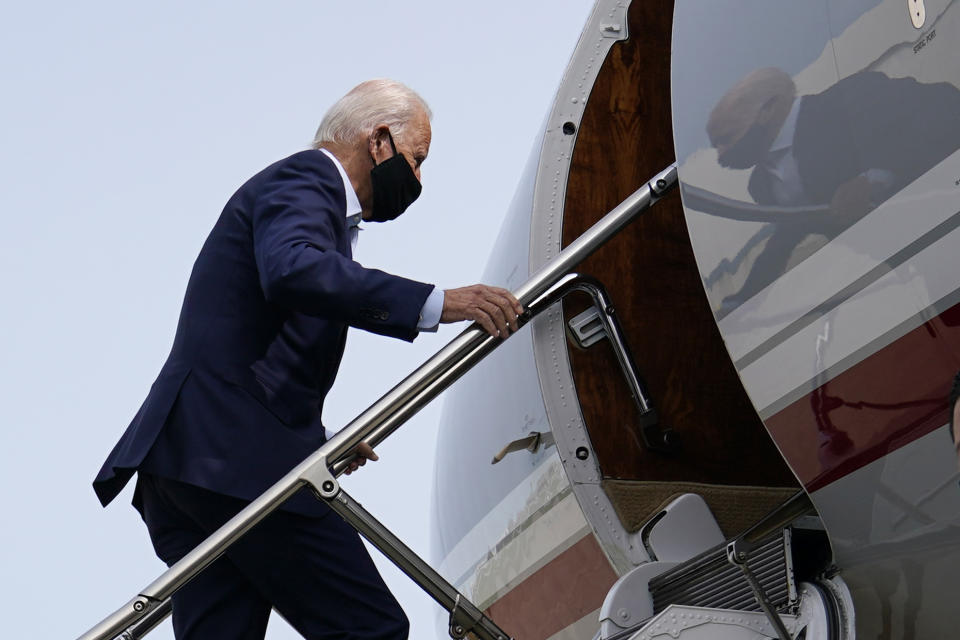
[595,493,851,640]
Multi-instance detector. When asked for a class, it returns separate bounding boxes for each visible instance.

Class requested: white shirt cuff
[417,287,444,332]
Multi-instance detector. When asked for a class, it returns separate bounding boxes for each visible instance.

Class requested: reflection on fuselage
[672,0,960,638]
[704,69,960,313]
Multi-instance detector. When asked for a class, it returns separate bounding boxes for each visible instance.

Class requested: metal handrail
[76,163,678,640]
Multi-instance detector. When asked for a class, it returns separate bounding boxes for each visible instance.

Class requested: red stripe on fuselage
[484,533,617,640]
[764,303,960,491]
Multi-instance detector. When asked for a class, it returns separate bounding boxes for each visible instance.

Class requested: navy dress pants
[136,474,409,640]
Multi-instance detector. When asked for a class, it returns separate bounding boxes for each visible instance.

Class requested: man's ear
[368,126,392,163]
[953,400,960,443]
[756,92,792,129]
[756,95,780,125]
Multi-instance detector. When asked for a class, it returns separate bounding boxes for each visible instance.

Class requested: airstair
[75,166,679,640]
[594,491,837,640]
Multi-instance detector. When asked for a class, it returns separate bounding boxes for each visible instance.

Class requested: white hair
[312,79,432,148]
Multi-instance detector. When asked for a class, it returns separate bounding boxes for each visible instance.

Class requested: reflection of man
[950,371,960,468]
[92,79,523,640]
[707,68,960,308]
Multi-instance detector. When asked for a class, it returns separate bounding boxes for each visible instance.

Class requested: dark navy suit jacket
[93,150,433,514]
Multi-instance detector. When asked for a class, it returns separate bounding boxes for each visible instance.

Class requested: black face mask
[369,130,422,222]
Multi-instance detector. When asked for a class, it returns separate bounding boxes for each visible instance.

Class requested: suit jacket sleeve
[252,151,433,341]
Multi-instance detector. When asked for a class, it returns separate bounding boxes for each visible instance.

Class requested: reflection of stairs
[650,531,796,615]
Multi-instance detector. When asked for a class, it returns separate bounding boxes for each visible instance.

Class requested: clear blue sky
[0,2,594,638]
